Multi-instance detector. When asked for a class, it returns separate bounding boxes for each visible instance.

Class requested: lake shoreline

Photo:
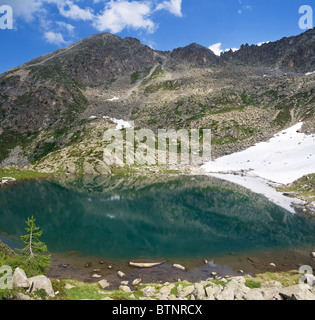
[46,247,315,289]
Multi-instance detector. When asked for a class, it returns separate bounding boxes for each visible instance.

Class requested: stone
[129,261,164,268]
[215,280,241,300]
[311,252,315,258]
[159,284,175,296]
[173,264,186,271]
[248,257,260,264]
[132,278,142,286]
[121,281,129,285]
[117,271,126,278]
[12,267,30,288]
[119,285,132,293]
[243,288,265,300]
[269,263,276,268]
[142,286,157,297]
[98,279,110,289]
[28,275,55,297]
[193,283,205,300]
[101,297,114,300]
[230,276,246,284]
[16,292,32,300]
[65,283,76,290]
[279,284,315,300]
[261,287,283,300]
[205,283,222,300]
[92,274,102,278]
[261,280,283,289]
[233,283,251,300]
[178,285,195,298]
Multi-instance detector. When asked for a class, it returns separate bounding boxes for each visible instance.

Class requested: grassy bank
[0,240,304,300]
[0,166,52,181]
[277,174,315,201]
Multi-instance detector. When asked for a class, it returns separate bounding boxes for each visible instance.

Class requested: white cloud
[209,42,223,56]
[56,21,75,34]
[0,0,44,22]
[58,1,94,21]
[257,41,270,46]
[209,43,239,56]
[93,0,156,33]
[1,0,185,45]
[156,0,183,17]
[44,31,67,46]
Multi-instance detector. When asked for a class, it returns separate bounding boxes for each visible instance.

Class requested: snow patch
[107,97,119,101]
[202,122,315,185]
[305,71,315,76]
[103,116,133,130]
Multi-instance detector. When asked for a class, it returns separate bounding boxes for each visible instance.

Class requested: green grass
[130,71,141,84]
[277,174,315,200]
[144,80,180,94]
[63,280,145,300]
[0,167,51,180]
[244,279,262,289]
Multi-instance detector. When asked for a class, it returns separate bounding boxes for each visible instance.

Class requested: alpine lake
[1,174,314,285]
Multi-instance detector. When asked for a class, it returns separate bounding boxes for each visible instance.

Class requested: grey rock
[98,279,110,289]
[28,275,55,297]
[177,285,195,298]
[16,292,32,300]
[132,278,142,286]
[243,288,265,300]
[142,286,157,297]
[215,280,239,300]
[279,284,315,300]
[205,283,222,300]
[119,285,132,293]
[12,267,30,288]
[193,283,206,300]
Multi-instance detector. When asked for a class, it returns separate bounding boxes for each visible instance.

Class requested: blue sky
[0,0,313,74]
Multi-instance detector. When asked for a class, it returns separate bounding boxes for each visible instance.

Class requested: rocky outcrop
[171,43,219,66]
[12,267,55,299]
[222,28,315,73]
[122,276,315,300]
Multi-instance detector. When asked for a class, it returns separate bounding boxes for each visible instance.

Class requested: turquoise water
[0,175,314,261]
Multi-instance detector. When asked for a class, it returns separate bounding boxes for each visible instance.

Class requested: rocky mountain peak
[171,42,219,66]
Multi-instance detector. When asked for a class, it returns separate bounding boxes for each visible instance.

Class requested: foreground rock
[112,275,315,301]
[13,267,55,299]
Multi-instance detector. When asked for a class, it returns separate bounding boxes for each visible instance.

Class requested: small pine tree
[18,216,51,274]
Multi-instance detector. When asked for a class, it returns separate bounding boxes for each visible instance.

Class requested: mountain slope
[0,29,314,175]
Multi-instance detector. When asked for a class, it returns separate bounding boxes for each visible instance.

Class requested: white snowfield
[103,116,133,130]
[202,122,315,185]
[305,71,315,76]
[201,122,315,212]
